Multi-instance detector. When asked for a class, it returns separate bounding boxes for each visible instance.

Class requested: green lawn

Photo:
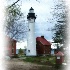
[22,55,56,66]
[14,54,64,70]
[21,55,64,70]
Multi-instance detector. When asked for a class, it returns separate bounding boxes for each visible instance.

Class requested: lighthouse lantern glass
[29,9,34,13]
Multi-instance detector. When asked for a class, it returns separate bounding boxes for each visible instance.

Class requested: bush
[11,54,19,58]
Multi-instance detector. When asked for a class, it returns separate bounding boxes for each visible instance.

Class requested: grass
[17,55,64,70]
[22,55,56,66]
[38,65,64,70]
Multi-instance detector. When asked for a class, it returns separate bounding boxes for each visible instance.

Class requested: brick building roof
[36,36,51,45]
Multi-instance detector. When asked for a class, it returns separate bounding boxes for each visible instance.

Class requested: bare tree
[5,4,28,41]
[5,0,41,42]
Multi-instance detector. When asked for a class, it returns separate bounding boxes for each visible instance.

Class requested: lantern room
[27,7,36,20]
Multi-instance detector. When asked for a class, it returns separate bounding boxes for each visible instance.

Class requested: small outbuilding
[36,36,51,56]
[55,51,64,64]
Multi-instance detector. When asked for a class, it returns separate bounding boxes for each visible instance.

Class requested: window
[57,56,60,59]
[29,29,30,31]
[28,50,30,53]
[25,49,26,51]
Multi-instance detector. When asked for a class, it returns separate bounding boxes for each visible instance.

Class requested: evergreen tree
[52,0,67,45]
[19,48,23,55]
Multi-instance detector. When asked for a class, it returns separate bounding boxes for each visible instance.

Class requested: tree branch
[9,0,20,8]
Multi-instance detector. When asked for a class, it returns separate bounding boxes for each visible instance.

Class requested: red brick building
[36,36,51,56]
[5,36,16,57]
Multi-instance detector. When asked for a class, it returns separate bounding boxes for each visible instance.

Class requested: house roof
[36,37,51,45]
[55,51,64,56]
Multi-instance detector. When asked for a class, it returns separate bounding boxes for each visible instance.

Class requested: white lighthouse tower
[26,7,36,56]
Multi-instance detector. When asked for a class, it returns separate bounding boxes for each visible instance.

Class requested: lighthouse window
[29,29,30,31]
[28,50,30,53]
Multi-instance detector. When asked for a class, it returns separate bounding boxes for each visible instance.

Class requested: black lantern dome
[27,7,36,19]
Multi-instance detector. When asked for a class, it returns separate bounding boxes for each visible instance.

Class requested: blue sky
[20,0,55,41]
[7,0,55,42]
[7,0,57,48]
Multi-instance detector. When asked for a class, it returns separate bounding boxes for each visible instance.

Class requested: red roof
[55,51,64,56]
[36,37,51,45]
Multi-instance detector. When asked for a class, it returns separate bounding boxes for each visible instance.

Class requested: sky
[7,0,55,41]
[20,0,55,42]
[20,0,55,49]
[7,0,56,49]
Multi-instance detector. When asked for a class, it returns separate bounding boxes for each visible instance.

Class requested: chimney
[41,36,44,38]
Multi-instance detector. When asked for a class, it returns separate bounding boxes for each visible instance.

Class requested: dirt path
[5,58,42,70]
[4,58,65,70]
